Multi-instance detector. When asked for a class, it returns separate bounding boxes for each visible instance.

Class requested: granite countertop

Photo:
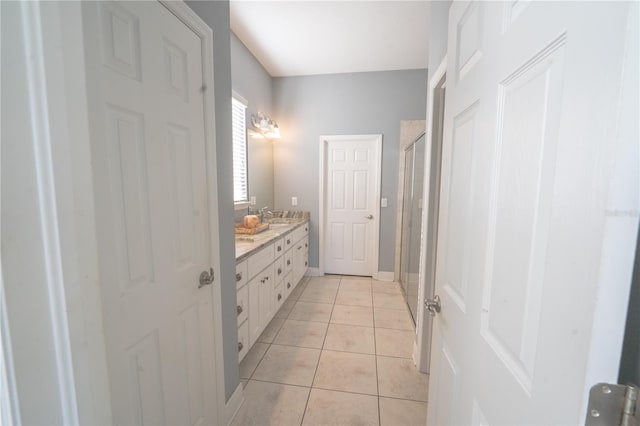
[235,218,309,262]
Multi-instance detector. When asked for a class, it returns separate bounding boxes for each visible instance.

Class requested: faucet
[260,206,273,223]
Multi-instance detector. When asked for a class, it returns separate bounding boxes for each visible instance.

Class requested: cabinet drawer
[290,223,309,245]
[274,256,285,283]
[284,233,294,250]
[236,284,248,326]
[236,260,247,290]
[274,283,284,312]
[238,320,249,362]
[284,249,293,274]
[274,238,284,258]
[248,244,275,279]
[283,271,294,300]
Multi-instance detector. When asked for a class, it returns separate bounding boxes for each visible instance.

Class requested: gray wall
[428,1,452,72]
[186,0,239,401]
[272,70,428,272]
[231,33,275,211]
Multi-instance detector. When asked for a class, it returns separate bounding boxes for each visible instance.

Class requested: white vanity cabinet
[236,221,309,362]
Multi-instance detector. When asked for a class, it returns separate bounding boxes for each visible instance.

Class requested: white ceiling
[230,1,430,77]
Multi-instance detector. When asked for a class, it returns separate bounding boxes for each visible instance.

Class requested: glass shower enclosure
[399,132,426,324]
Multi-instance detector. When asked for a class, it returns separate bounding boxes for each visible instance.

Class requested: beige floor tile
[231,380,310,426]
[372,280,402,294]
[257,317,286,344]
[313,350,377,395]
[335,289,373,307]
[252,344,321,386]
[377,356,428,401]
[373,292,407,310]
[289,282,308,301]
[299,286,338,303]
[273,319,328,349]
[323,323,375,354]
[331,305,374,327]
[274,299,295,319]
[307,276,341,290]
[339,276,373,292]
[374,307,414,330]
[375,328,415,358]
[379,397,427,426]
[303,388,379,426]
[289,301,333,322]
[239,342,269,379]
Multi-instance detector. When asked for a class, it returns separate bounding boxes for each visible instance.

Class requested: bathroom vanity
[235,220,309,361]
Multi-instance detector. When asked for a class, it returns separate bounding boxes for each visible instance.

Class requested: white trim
[319,135,382,279]
[376,271,395,282]
[414,56,447,373]
[21,2,80,422]
[160,2,227,424]
[231,90,248,106]
[224,383,245,425]
[235,201,251,211]
[305,267,323,277]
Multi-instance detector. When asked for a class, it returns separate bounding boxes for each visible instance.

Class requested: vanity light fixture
[249,112,281,139]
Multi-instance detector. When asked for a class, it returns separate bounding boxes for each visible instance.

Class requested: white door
[427,2,638,425]
[322,135,382,276]
[83,2,220,424]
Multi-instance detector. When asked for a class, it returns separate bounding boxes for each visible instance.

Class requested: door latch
[199,268,214,289]
[424,295,441,316]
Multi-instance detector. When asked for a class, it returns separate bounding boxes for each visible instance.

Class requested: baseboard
[376,271,395,281]
[224,382,244,425]
[306,267,322,277]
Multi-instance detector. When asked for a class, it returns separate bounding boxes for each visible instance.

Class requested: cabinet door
[293,239,305,285]
[260,267,275,328]
[248,277,262,346]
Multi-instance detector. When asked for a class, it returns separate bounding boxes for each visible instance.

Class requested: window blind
[232,97,248,202]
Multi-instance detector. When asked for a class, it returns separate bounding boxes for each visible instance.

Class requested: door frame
[413,56,447,372]
[1,1,226,423]
[319,134,382,279]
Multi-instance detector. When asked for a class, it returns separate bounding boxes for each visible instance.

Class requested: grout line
[299,281,336,426]
[371,283,381,426]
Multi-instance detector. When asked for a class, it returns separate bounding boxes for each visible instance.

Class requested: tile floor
[233,275,428,426]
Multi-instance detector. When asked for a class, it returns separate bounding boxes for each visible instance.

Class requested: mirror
[247,132,274,211]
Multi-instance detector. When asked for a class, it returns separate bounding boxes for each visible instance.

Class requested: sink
[268,223,291,228]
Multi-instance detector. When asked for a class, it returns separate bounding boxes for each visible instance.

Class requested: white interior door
[83,2,219,424]
[427,2,638,425]
[322,135,381,276]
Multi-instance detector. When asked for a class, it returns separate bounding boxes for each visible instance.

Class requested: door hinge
[586,383,638,426]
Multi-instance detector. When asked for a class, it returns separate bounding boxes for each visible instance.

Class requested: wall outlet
[291,196,298,206]
[250,196,256,205]
[381,197,388,208]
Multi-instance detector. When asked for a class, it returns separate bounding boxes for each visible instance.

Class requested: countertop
[235,219,309,262]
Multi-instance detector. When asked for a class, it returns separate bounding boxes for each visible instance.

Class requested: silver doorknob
[199,268,214,288]
[425,295,441,316]
[365,214,374,219]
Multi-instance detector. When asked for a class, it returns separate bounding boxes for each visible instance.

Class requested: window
[232,96,248,203]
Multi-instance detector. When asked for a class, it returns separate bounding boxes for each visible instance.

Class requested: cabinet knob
[238,342,243,352]
[305,227,307,232]
[277,246,282,252]
[277,294,282,301]
[287,282,291,289]
[287,239,290,244]
[278,267,282,275]
[305,261,308,266]
[237,305,243,316]
[287,260,291,266]
[305,243,308,248]
[236,272,242,282]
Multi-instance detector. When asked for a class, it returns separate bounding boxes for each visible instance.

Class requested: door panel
[84,1,218,424]
[427,2,637,424]
[324,136,381,276]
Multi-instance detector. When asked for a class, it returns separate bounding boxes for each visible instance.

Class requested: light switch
[291,196,298,206]
[250,196,256,205]
[381,198,388,208]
